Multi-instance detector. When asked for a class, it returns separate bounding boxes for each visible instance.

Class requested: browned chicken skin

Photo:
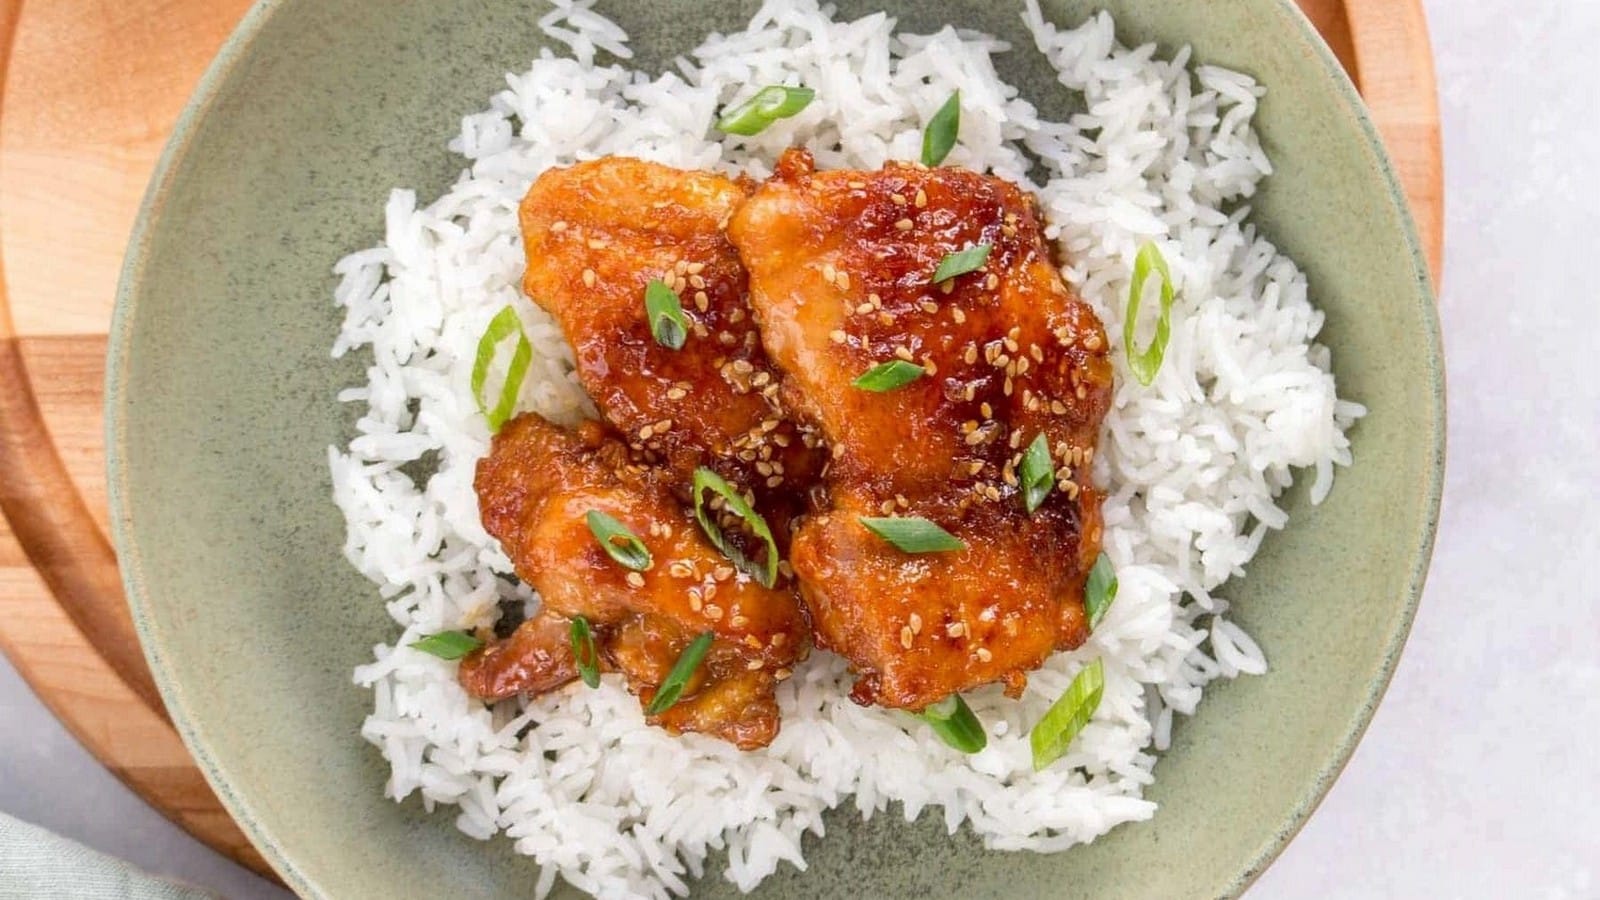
[463,415,808,749]
[519,157,822,507]
[728,149,1112,710]
[460,150,1111,744]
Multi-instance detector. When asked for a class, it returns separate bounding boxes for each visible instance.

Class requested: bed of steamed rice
[328,2,1364,897]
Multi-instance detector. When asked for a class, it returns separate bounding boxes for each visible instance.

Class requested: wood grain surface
[0,0,1442,883]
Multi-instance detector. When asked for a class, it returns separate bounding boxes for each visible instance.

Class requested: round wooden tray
[0,0,1441,883]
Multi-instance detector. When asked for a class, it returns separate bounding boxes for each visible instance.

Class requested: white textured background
[1,0,1595,896]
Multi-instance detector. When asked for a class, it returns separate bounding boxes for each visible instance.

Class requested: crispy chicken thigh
[461,414,807,749]
[519,157,820,506]
[729,149,1113,710]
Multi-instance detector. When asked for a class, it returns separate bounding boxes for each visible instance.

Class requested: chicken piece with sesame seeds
[460,413,808,749]
[728,148,1113,710]
[519,157,821,509]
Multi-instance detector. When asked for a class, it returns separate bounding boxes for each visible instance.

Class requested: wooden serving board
[0,0,1441,884]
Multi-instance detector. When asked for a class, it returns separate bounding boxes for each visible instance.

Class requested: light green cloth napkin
[0,813,217,899]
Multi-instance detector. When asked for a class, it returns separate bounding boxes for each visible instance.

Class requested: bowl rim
[105,0,1445,896]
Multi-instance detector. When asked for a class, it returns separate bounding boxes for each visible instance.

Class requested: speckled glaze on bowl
[106,0,1443,897]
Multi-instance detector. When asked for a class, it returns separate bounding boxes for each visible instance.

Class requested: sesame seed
[775,667,793,681]
[1084,332,1104,351]
[746,658,765,670]
[980,402,993,418]
[1009,430,1024,449]
[829,329,848,344]
[1004,377,1014,396]
[961,419,979,434]
[581,269,597,287]
[689,274,706,290]
[963,345,978,364]
[639,425,655,440]
[674,275,689,294]
[694,291,709,312]
[894,345,914,361]
[731,614,749,627]
[1051,400,1068,415]
[732,359,754,374]
[719,331,738,346]
[868,293,883,309]
[1030,344,1045,363]
[588,238,608,250]
[848,180,867,189]
[923,358,938,376]
[550,221,568,232]
[895,494,910,508]
[964,430,986,446]
[900,627,914,649]
[985,273,999,291]
[705,604,724,620]
[837,271,851,290]
[666,387,687,400]
[689,590,703,612]
[914,189,928,208]
[626,572,645,588]
[895,218,914,231]
[855,301,874,315]
[967,460,985,476]
[823,263,838,284]
[686,261,706,275]
[946,622,967,637]
[877,311,896,326]
[909,612,923,634]
[1064,480,1081,500]
[669,561,693,578]
[766,475,783,487]
[891,193,907,206]
[975,647,993,662]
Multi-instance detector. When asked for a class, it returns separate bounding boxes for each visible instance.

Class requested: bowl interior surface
[108,0,1442,897]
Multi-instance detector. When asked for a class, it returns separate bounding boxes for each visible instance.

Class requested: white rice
[328,2,1363,897]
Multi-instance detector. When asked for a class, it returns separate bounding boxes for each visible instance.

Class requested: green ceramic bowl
[108,0,1443,897]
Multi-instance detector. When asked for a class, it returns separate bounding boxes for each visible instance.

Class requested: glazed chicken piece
[460,413,808,749]
[519,157,821,507]
[728,149,1113,710]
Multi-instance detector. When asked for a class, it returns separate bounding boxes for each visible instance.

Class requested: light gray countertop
[2,0,1594,895]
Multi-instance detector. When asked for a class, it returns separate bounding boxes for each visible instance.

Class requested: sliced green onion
[1085,552,1118,630]
[858,516,966,553]
[1124,242,1176,386]
[1029,659,1105,771]
[932,243,992,284]
[585,510,652,572]
[716,85,815,136]
[410,630,483,660]
[644,279,688,350]
[851,359,925,392]
[569,615,601,688]
[691,467,780,588]
[645,631,715,715]
[913,694,987,753]
[1020,433,1054,514]
[921,90,961,166]
[471,305,533,433]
